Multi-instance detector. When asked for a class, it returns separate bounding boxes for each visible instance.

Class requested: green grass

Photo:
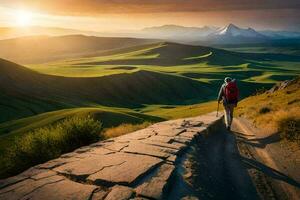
[0,107,162,156]
[0,106,163,178]
[140,101,218,119]
[1,116,102,178]
[26,42,300,86]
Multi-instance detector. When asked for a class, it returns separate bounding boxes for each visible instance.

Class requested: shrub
[277,115,300,144]
[3,116,102,177]
[259,106,271,114]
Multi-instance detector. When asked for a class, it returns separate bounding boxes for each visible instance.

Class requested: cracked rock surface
[0,112,221,200]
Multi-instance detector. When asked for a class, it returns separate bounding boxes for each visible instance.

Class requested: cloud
[3,0,300,15]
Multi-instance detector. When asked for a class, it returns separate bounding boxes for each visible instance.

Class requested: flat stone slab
[21,178,97,200]
[0,112,222,200]
[153,126,185,137]
[54,154,126,178]
[105,185,133,200]
[135,164,175,199]
[0,175,65,200]
[122,141,177,159]
[103,142,129,152]
[143,135,173,143]
[87,153,163,186]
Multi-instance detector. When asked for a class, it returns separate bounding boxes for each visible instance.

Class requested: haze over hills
[0,35,157,64]
[1,24,300,46]
[140,25,218,42]
[0,26,103,40]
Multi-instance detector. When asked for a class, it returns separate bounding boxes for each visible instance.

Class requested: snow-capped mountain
[206,23,269,44]
[215,24,266,38]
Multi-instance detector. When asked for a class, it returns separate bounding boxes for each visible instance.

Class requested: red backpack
[224,81,239,102]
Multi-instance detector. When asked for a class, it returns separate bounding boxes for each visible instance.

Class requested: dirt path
[169,118,300,200]
[233,118,300,200]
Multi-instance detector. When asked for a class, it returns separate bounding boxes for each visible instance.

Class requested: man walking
[218,77,239,131]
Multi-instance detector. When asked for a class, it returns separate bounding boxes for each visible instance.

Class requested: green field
[1,41,300,137]
[1,40,300,177]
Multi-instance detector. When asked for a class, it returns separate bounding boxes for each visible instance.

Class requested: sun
[15,10,33,27]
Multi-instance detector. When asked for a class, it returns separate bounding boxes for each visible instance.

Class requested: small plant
[259,107,271,114]
[277,116,300,143]
[3,116,102,177]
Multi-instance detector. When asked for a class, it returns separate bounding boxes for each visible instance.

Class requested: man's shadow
[234,131,281,148]
[232,131,300,188]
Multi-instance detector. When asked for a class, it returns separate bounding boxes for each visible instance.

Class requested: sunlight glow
[15,10,33,26]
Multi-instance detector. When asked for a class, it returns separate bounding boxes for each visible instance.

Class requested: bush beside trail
[1,116,102,178]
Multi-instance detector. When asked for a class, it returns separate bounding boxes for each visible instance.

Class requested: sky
[0,0,300,31]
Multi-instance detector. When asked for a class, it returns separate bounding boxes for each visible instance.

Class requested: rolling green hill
[28,42,300,83]
[2,41,300,123]
[0,57,215,122]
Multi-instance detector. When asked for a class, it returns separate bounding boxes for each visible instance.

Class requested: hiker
[217,77,239,131]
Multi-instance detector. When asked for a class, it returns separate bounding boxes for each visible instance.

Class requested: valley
[0,35,299,180]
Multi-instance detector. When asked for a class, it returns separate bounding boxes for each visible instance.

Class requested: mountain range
[140,24,300,44]
[0,24,300,45]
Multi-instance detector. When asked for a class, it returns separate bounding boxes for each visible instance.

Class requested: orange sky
[0,0,299,31]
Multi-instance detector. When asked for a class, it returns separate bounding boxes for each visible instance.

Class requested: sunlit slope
[0,58,214,122]
[28,42,300,84]
[236,77,300,143]
[0,35,156,64]
[0,107,162,152]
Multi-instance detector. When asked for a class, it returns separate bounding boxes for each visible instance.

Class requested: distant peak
[226,23,240,30]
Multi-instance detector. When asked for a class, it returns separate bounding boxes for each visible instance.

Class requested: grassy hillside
[28,42,300,84]
[236,77,300,143]
[0,35,155,64]
[141,101,218,119]
[2,41,300,123]
[0,107,162,155]
[0,57,216,122]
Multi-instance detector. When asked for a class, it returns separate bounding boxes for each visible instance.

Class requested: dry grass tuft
[103,122,152,139]
[275,110,300,143]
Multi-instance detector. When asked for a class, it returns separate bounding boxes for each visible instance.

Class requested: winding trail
[0,113,299,200]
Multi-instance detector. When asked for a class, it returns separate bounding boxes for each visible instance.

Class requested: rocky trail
[0,112,299,200]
